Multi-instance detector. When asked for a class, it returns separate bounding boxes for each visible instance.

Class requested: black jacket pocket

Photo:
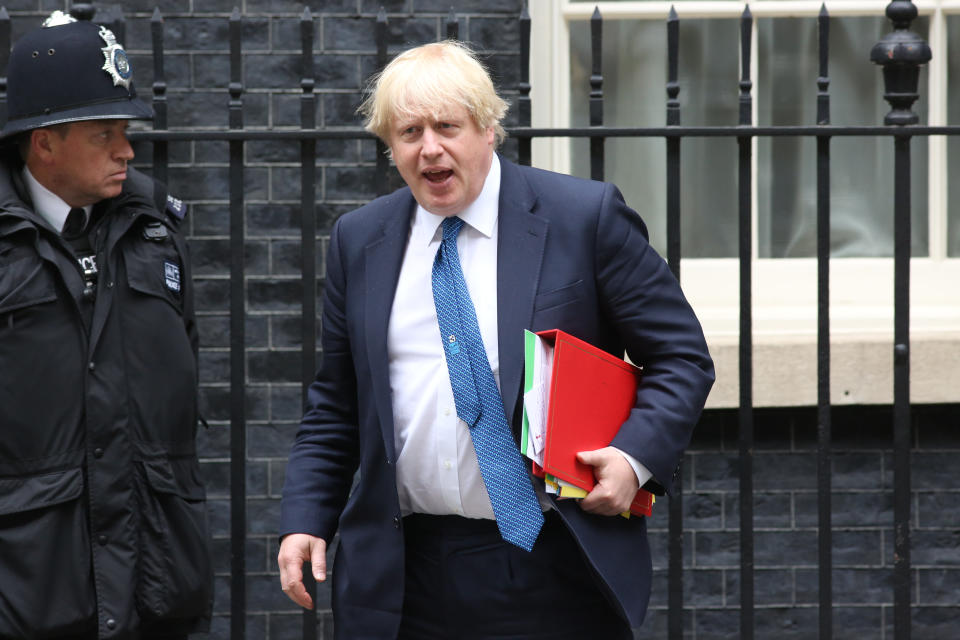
[0,469,96,637]
[0,254,56,315]
[135,458,213,626]
[534,279,585,313]
[124,239,185,315]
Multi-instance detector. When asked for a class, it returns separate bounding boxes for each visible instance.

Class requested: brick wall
[5,2,958,639]
[643,405,960,640]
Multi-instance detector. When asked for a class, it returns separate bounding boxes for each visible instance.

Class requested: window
[528,0,960,407]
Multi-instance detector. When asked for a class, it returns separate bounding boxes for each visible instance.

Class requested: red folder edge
[535,329,654,517]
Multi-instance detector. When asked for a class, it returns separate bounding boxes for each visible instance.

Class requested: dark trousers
[398,511,634,640]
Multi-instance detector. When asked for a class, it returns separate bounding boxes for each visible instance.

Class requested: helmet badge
[99,26,132,90]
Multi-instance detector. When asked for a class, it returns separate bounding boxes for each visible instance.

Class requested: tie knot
[62,207,87,240]
[441,216,464,242]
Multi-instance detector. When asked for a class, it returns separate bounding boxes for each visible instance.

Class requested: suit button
[94,448,104,458]
[393,516,401,529]
[83,286,95,300]
[98,535,108,546]
[88,361,96,372]
[106,618,116,630]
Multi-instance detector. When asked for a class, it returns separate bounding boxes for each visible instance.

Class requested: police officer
[0,12,211,639]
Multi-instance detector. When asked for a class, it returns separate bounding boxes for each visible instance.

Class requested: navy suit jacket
[280,156,715,637]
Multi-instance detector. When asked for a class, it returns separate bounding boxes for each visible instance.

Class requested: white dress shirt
[22,166,91,233]
[389,155,502,518]
[388,155,651,519]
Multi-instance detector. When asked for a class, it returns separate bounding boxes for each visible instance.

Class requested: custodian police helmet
[0,11,153,140]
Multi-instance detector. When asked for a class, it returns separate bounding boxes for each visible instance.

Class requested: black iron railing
[1,2,955,639]
[815,7,833,640]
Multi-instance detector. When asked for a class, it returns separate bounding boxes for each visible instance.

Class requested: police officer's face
[41,119,134,207]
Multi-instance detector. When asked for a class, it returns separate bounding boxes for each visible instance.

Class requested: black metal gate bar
[892,132,912,640]
[150,8,167,188]
[517,4,532,167]
[228,8,246,640]
[446,8,459,39]
[589,7,604,182]
[108,9,124,49]
[664,7,684,639]
[374,9,389,197]
[737,7,755,640]
[869,4,928,636]
[299,9,319,639]
[510,124,960,137]
[815,6,833,640]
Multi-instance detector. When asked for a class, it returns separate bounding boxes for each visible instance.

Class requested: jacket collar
[0,154,49,235]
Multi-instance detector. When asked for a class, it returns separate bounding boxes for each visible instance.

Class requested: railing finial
[870,0,931,125]
[69,3,95,21]
[446,8,459,41]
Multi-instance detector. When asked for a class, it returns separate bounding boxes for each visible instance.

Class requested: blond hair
[358,41,508,147]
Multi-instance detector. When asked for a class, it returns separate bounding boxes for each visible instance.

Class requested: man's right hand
[278,533,328,610]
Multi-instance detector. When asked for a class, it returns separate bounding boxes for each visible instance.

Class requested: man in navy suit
[278,41,714,638]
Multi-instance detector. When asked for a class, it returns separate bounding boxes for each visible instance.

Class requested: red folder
[533,329,654,517]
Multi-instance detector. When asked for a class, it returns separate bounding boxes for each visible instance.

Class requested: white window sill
[683,258,960,408]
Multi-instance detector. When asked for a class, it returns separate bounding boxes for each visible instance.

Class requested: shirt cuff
[611,447,653,489]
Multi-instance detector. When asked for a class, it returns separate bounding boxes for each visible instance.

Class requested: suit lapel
[364,190,415,462]
[496,158,547,431]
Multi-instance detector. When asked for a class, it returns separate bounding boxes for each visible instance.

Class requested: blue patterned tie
[432,216,544,551]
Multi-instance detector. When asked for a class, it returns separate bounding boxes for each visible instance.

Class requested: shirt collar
[414,153,501,245]
[21,165,92,233]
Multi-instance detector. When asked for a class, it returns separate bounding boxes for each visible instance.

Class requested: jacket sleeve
[595,183,715,496]
[279,215,360,543]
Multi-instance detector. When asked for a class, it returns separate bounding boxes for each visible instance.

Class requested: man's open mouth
[424,169,453,183]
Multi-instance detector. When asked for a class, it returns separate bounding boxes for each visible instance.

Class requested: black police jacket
[0,160,212,638]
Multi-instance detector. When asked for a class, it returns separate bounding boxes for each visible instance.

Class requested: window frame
[527,0,960,407]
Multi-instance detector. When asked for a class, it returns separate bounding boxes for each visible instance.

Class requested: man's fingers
[577,447,638,515]
[279,555,313,609]
[278,533,327,610]
[580,483,620,515]
[311,539,327,582]
[281,570,314,609]
[576,450,598,466]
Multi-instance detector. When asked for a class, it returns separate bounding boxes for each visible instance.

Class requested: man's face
[388,104,495,217]
[41,119,134,207]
